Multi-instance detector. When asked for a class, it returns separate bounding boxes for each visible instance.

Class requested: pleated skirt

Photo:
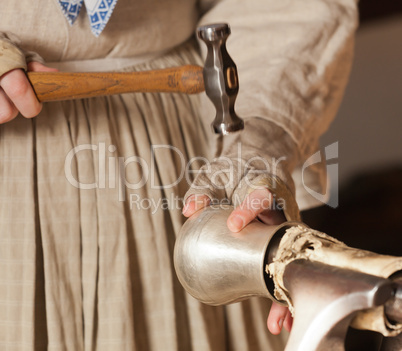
[0,40,287,351]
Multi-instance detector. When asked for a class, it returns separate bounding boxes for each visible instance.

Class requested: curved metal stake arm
[283,260,395,351]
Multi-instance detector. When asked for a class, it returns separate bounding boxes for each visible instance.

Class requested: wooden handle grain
[27,65,205,102]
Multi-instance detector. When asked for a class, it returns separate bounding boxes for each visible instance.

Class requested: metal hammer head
[197,23,244,135]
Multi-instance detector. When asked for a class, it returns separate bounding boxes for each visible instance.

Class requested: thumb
[227,187,274,232]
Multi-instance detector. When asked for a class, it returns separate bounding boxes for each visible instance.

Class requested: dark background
[300,2,402,349]
[302,0,402,256]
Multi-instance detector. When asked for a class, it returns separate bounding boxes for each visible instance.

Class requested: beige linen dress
[0,0,358,350]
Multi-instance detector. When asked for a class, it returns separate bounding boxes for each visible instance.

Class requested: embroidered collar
[58,0,118,37]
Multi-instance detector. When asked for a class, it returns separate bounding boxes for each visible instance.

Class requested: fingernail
[278,318,284,329]
[230,215,244,231]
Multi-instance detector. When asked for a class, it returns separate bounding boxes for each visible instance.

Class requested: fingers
[267,302,293,335]
[182,194,211,218]
[0,88,18,123]
[0,62,57,124]
[283,309,293,333]
[227,187,273,232]
[0,68,42,119]
[27,61,58,73]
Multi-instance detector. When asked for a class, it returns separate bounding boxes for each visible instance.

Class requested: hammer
[27,23,244,135]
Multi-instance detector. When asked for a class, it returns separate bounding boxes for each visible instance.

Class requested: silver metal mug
[174,205,305,305]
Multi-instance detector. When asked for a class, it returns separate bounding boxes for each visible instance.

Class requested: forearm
[185,117,302,220]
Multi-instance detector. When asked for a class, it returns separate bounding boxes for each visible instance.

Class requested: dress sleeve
[191,0,358,211]
[198,0,358,157]
[0,32,27,78]
[0,32,44,78]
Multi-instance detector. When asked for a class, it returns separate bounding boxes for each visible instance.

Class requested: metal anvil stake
[173,206,402,351]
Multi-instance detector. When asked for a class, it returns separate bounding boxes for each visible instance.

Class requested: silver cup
[174,205,305,306]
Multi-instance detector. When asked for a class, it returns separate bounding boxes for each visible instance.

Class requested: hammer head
[197,23,244,135]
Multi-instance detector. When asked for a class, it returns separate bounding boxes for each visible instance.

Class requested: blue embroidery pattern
[58,0,118,37]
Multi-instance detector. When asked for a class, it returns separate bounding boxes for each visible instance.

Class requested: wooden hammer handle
[27,65,205,102]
